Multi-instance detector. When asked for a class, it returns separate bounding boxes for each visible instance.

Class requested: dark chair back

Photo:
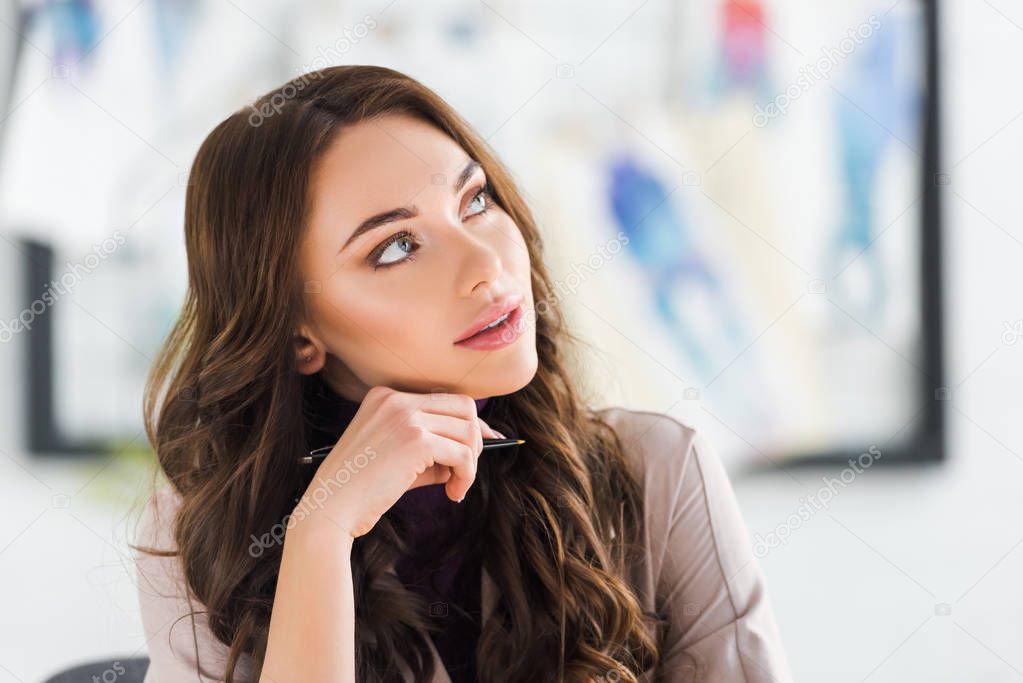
[44,657,149,683]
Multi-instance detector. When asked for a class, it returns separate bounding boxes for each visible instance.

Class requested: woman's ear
[293,325,325,375]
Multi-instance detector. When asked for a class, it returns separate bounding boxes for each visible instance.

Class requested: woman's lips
[454,293,525,342]
[453,304,525,350]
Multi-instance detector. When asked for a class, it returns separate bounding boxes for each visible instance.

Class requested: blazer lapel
[426,638,453,683]
[481,563,496,625]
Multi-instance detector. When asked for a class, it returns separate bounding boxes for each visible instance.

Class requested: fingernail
[495,430,506,439]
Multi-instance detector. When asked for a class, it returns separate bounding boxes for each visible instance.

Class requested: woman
[132,64,793,682]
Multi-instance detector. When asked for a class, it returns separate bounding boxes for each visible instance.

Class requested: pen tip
[515,439,525,444]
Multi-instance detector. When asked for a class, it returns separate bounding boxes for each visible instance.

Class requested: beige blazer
[134,407,794,682]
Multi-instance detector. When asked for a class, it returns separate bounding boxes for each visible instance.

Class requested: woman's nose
[446,220,503,293]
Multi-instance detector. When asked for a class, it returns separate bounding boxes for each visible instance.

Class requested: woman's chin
[461,352,538,399]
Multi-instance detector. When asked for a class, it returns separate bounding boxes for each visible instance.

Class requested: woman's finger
[477,416,505,439]
[412,412,483,457]
[420,431,478,501]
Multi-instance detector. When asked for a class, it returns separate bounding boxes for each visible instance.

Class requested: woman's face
[295,112,538,402]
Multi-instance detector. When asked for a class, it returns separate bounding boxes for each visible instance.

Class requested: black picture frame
[762,0,946,470]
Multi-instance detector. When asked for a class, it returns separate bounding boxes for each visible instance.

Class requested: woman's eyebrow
[337,158,482,254]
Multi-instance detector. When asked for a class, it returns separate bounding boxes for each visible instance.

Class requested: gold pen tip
[515,439,525,444]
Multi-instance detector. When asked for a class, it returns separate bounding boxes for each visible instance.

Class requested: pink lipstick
[454,300,526,351]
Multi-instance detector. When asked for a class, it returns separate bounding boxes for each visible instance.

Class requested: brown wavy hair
[132,64,665,682]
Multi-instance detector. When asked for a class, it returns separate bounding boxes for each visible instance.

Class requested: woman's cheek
[499,219,529,263]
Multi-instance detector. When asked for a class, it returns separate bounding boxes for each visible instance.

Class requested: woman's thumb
[409,464,452,491]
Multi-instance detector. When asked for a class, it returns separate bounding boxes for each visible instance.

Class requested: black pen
[299,437,525,465]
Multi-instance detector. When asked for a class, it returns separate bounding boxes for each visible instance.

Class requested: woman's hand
[294,385,503,539]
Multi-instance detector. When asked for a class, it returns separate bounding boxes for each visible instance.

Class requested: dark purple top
[304,374,485,681]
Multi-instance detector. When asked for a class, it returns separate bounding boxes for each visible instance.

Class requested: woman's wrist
[285,509,357,556]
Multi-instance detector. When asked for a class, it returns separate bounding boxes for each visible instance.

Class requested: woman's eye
[372,231,418,269]
[466,187,491,217]
[367,187,491,271]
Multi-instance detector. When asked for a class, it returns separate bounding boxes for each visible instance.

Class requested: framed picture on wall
[527,0,944,470]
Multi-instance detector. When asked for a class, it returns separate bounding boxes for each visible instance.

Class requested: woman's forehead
[305,115,474,249]
[318,114,464,189]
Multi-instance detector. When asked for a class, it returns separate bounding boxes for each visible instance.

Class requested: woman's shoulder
[592,406,795,682]
[136,483,183,548]
[593,405,708,497]
[133,484,257,681]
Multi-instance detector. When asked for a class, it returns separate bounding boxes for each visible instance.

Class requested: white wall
[1,0,1022,681]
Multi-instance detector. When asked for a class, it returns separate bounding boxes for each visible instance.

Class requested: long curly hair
[131,64,665,682]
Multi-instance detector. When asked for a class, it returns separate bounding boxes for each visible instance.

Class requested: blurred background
[0,0,1020,680]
